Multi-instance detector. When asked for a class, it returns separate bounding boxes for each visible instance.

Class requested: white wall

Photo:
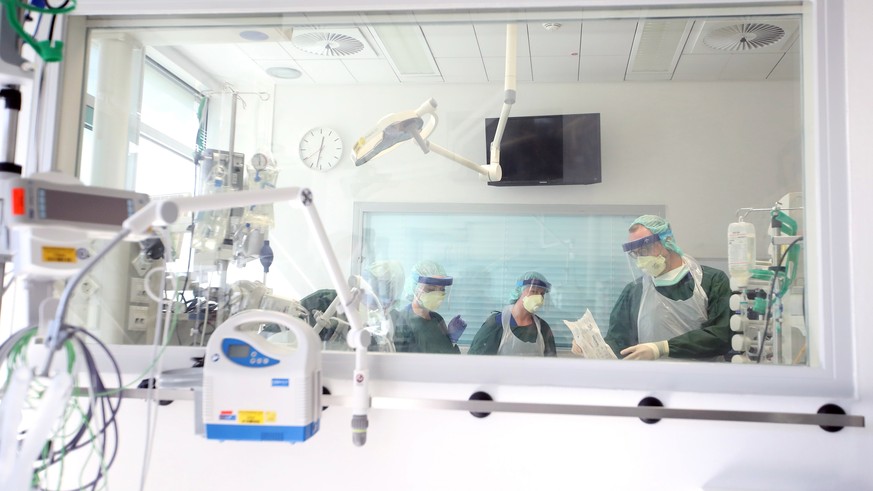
[263,81,801,296]
[45,1,873,490]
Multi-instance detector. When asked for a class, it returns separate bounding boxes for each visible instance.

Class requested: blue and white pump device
[203,309,322,443]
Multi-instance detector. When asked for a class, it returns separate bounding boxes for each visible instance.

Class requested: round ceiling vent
[292,31,364,56]
[703,23,785,51]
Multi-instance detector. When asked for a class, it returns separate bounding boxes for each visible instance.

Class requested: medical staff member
[604,215,731,361]
[394,261,466,354]
[468,272,557,357]
[360,260,406,352]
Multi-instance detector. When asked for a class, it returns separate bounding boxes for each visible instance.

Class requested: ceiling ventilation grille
[625,19,693,80]
[292,31,365,56]
[703,23,785,51]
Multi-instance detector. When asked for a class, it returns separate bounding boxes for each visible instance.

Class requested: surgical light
[351,24,520,183]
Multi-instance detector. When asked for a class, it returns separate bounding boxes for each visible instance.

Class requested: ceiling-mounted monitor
[486,113,601,187]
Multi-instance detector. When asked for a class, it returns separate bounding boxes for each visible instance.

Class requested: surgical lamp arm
[489,24,518,167]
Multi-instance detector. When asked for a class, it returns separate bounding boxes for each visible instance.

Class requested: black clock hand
[315,137,325,166]
[304,138,326,161]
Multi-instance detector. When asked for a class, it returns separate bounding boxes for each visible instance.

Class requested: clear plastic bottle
[727,221,756,288]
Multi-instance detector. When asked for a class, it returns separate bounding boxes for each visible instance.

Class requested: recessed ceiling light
[266,67,302,79]
[239,30,269,41]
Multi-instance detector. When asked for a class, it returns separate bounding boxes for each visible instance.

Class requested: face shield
[622,234,667,280]
[413,275,453,312]
[352,275,396,345]
[517,278,551,313]
[361,275,399,311]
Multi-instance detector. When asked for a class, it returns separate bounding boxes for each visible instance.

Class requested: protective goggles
[622,234,662,258]
[517,278,551,293]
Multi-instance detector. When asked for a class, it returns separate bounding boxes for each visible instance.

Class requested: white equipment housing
[203,309,322,443]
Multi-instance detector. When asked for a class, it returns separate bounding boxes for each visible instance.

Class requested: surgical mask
[522,294,544,313]
[636,255,667,277]
[418,291,445,311]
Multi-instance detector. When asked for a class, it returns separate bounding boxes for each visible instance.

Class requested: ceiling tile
[255,60,315,84]
[278,27,380,60]
[434,57,487,83]
[343,59,400,83]
[237,42,289,60]
[473,23,531,57]
[421,23,480,58]
[721,52,784,80]
[295,60,356,84]
[580,19,637,56]
[483,56,533,82]
[672,53,729,81]
[179,44,270,89]
[531,56,580,83]
[767,51,801,80]
[580,55,628,82]
[527,21,581,57]
[684,17,801,55]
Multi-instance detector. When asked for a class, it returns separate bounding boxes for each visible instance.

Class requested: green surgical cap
[411,260,446,281]
[407,260,448,298]
[509,271,550,304]
[631,215,683,256]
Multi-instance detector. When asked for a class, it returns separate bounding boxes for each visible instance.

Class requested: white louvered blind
[357,205,660,348]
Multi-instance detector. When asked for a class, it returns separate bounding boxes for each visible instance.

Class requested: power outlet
[130,278,150,303]
[128,305,150,331]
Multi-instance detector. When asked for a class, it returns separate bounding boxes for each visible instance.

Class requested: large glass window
[55,2,852,397]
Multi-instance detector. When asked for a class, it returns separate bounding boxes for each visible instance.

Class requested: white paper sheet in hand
[563,309,617,360]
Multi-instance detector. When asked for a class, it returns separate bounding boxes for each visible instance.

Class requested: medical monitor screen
[485,113,601,186]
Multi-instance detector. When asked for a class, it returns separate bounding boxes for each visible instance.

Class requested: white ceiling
[134,15,801,92]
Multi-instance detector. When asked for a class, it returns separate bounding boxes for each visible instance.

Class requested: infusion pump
[0,172,150,278]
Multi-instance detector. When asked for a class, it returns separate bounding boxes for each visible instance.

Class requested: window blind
[356,205,661,348]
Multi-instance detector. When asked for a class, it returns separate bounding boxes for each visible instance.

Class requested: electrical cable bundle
[0,324,122,491]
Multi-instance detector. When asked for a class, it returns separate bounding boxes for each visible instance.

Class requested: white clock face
[299,127,343,172]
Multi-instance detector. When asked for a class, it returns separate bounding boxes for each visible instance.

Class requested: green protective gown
[468,311,557,357]
[393,305,460,354]
[604,265,732,360]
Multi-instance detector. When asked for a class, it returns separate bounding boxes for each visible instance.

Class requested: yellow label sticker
[42,247,77,263]
[265,411,277,423]
[237,410,264,424]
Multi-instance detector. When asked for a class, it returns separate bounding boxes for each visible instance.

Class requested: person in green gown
[468,271,557,357]
[393,260,466,354]
[604,215,731,361]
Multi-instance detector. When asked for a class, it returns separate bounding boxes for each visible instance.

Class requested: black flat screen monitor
[485,113,601,186]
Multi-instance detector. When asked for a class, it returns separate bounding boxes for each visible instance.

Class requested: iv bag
[728,221,756,288]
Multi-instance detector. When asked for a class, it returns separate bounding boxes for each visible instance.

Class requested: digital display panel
[39,188,133,226]
[227,344,250,358]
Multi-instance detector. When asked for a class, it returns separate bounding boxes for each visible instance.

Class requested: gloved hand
[447,315,467,344]
[571,339,585,357]
[620,340,669,360]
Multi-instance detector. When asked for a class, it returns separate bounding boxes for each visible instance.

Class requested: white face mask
[636,255,667,277]
[418,291,445,311]
[522,294,544,313]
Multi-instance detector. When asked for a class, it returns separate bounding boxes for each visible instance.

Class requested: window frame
[48,0,855,399]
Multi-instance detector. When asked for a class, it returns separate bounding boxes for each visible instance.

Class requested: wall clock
[299,127,343,172]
